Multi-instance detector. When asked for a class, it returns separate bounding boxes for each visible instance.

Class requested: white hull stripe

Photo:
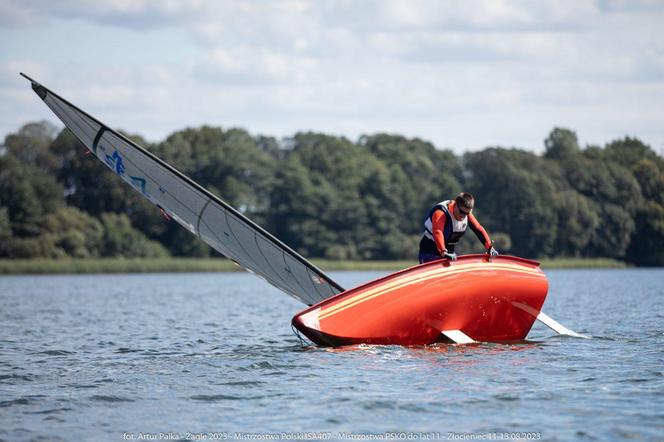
[319,264,544,320]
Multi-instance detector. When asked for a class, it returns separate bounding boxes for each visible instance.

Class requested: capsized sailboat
[293,255,549,346]
[22,74,581,345]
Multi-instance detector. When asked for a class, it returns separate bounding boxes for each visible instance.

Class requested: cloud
[318,0,599,33]
[194,48,314,84]
[0,0,198,29]
[0,1,42,27]
[2,1,664,153]
[597,0,664,13]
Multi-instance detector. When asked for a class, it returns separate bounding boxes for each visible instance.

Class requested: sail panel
[47,96,210,238]
[253,235,303,298]
[197,203,318,304]
[197,204,266,272]
[47,95,97,147]
[103,130,208,232]
[23,74,344,306]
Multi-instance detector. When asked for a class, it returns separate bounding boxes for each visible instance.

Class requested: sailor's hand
[443,251,457,261]
[487,246,498,258]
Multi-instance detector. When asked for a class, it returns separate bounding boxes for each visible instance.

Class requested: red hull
[292,255,548,346]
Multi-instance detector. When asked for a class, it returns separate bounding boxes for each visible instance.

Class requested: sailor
[419,192,498,263]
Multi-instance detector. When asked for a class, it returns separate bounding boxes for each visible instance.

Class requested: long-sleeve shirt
[431,201,492,254]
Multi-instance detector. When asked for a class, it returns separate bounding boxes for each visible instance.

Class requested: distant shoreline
[0,257,629,275]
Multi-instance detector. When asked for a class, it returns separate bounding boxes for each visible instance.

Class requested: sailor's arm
[431,210,447,254]
[468,213,492,250]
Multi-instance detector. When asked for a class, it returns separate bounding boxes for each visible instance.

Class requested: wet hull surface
[292,255,548,346]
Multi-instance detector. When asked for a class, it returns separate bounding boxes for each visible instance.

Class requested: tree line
[1,122,662,266]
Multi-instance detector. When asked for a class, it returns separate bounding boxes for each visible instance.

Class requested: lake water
[1,268,663,442]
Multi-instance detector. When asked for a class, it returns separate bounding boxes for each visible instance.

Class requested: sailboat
[21,73,582,345]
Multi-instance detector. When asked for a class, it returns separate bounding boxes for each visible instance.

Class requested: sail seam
[201,217,299,300]
[196,199,212,238]
[52,95,99,143]
[278,253,311,303]
[51,99,96,148]
[224,211,266,274]
[253,232,302,298]
[199,217,243,261]
[198,208,300,300]
[305,267,329,301]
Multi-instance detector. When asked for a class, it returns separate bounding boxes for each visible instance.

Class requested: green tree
[269,151,337,258]
[3,119,662,264]
[627,201,664,266]
[99,213,169,258]
[552,191,599,256]
[155,126,275,224]
[50,130,158,218]
[3,121,59,173]
[360,134,461,235]
[0,153,63,238]
[544,127,580,160]
[41,207,105,258]
[0,206,12,256]
[559,151,641,258]
[464,148,559,257]
[604,137,664,170]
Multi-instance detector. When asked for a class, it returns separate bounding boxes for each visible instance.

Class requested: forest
[1,122,663,266]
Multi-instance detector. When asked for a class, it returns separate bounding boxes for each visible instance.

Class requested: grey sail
[21,73,344,305]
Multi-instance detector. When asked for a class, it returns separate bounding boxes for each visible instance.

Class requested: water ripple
[31,350,75,356]
[0,269,662,440]
[189,394,245,401]
[89,395,134,403]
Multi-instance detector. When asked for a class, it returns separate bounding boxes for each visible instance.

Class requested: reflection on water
[0,269,663,441]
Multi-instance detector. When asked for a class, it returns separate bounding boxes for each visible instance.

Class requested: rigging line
[291,324,308,348]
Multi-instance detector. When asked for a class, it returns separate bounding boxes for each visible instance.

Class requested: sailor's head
[453,192,474,220]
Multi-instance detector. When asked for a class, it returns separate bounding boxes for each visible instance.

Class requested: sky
[1,0,663,154]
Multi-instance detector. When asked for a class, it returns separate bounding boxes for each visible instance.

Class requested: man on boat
[419,192,498,263]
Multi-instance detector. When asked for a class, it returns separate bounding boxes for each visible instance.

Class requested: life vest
[422,200,468,248]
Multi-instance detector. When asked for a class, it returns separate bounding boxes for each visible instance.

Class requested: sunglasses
[457,206,471,216]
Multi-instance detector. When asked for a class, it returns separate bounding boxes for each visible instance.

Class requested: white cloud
[0,1,41,27]
[2,0,664,153]
[0,0,202,29]
[194,48,308,84]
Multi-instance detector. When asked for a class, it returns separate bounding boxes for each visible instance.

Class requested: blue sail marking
[130,176,150,198]
[104,150,126,177]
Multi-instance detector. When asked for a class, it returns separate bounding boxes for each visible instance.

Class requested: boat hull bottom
[292,255,548,347]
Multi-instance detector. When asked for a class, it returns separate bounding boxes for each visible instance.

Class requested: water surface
[1,269,663,441]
